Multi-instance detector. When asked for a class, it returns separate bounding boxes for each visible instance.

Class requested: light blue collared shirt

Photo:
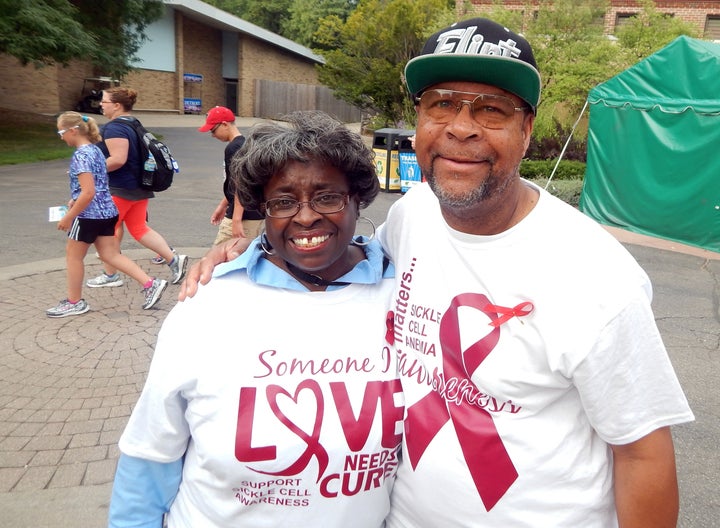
[213,236,393,290]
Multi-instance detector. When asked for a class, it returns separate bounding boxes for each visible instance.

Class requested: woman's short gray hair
[231,111,379,211]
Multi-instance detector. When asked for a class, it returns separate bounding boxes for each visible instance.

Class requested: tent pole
[545,99,589,190]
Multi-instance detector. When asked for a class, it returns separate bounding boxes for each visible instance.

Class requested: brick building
[463,0,720,40]
[0,0,324,117]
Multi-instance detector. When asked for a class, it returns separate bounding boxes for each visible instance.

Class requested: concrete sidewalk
[0,247,209,527]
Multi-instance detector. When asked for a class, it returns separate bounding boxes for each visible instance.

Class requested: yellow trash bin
[372,128,406,192]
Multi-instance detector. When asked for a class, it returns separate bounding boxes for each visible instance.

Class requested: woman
[86,87,188,287]
[109,111,401,527]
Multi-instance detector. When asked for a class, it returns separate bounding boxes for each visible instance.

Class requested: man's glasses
[415,89,527,129]
[210,123,222,134]
[262,193,349,218]
[57,126,79,137]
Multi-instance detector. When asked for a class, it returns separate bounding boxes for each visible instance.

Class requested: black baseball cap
[405,18,541,111]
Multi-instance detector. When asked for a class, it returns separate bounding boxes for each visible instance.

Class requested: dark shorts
[68,215,119,244]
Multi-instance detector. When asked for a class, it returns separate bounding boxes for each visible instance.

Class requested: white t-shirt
[379,182,694,528]
[120,272,401,528]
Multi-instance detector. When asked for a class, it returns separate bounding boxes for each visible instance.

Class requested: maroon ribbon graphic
[256,379,329,482]
[404,293,519,511]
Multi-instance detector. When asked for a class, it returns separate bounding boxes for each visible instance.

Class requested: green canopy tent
[579,36,720,253]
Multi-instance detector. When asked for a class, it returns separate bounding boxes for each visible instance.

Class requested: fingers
[177,238,251,301]
[178,258,209,301]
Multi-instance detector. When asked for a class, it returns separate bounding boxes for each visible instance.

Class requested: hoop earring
[352,216,376,246]
[259,231,276,256]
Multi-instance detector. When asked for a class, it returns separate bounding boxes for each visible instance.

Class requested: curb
[0,248,211,282]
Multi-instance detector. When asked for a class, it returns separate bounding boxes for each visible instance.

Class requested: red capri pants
[112,196,151,240]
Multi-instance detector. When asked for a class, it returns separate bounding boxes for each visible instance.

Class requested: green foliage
[206,0,356,47]
[0,0,97,66]
[615,0,698,60]
[520,159,585,180]
[0,0,163,79]
[317,0,454,125]
[283,0,355,47]
[208,0,293,35]
[460,0,698,150]
[531,177,585,207]
[71,0,165,78]
[523,0,623,140]
[527,125,587,161]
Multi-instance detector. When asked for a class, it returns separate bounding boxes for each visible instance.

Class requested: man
[199,106,264,244]
[181,18,693,527]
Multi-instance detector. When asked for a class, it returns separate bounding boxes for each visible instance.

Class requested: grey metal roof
[164,0,325,64]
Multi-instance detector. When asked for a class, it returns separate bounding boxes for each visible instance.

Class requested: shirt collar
[213,236,393,291]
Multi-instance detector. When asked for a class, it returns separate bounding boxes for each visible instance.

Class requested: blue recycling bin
[398,131,422,193]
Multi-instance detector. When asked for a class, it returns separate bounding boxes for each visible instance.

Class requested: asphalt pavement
[0,113,717,527]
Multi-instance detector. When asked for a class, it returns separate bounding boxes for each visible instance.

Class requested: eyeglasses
[262,193,349,218]
[415,89,527,129]
[57,126,79,137]
[210,123,222,134]
[100,100,114,104]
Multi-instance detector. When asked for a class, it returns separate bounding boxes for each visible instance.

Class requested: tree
[317,0,454,125]
[0,0,163,79]
[208,0,293,35]
[469,0,696,144]
[615,0,697,60]
[205,0,356,47]
[282,0,356,47]
[0,0,97,66]
[71,0,165,78]
[522,0,622,140]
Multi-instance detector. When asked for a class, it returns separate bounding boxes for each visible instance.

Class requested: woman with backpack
[87,87,188,288]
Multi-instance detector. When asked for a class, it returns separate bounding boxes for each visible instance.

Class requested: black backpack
[115,116,178,192]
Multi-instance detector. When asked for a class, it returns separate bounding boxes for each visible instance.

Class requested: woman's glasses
[415,89,527,129]
[262,193,349,218]
[57,126,79,137]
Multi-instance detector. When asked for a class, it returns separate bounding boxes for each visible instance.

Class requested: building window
[615,13,636,30]
[705,16,720,40]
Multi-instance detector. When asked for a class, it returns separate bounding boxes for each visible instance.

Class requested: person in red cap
[199,106,264,245]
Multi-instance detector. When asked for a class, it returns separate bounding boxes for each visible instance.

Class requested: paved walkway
[0,113,717,527]
[0,248,208,527]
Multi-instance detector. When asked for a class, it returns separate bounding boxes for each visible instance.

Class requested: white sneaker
[86,273,124,288]
[169,254,188,284]
[47,299,90,318]
[142,278,168,309]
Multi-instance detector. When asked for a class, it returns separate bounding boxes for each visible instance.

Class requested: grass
[0,109,73,165]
